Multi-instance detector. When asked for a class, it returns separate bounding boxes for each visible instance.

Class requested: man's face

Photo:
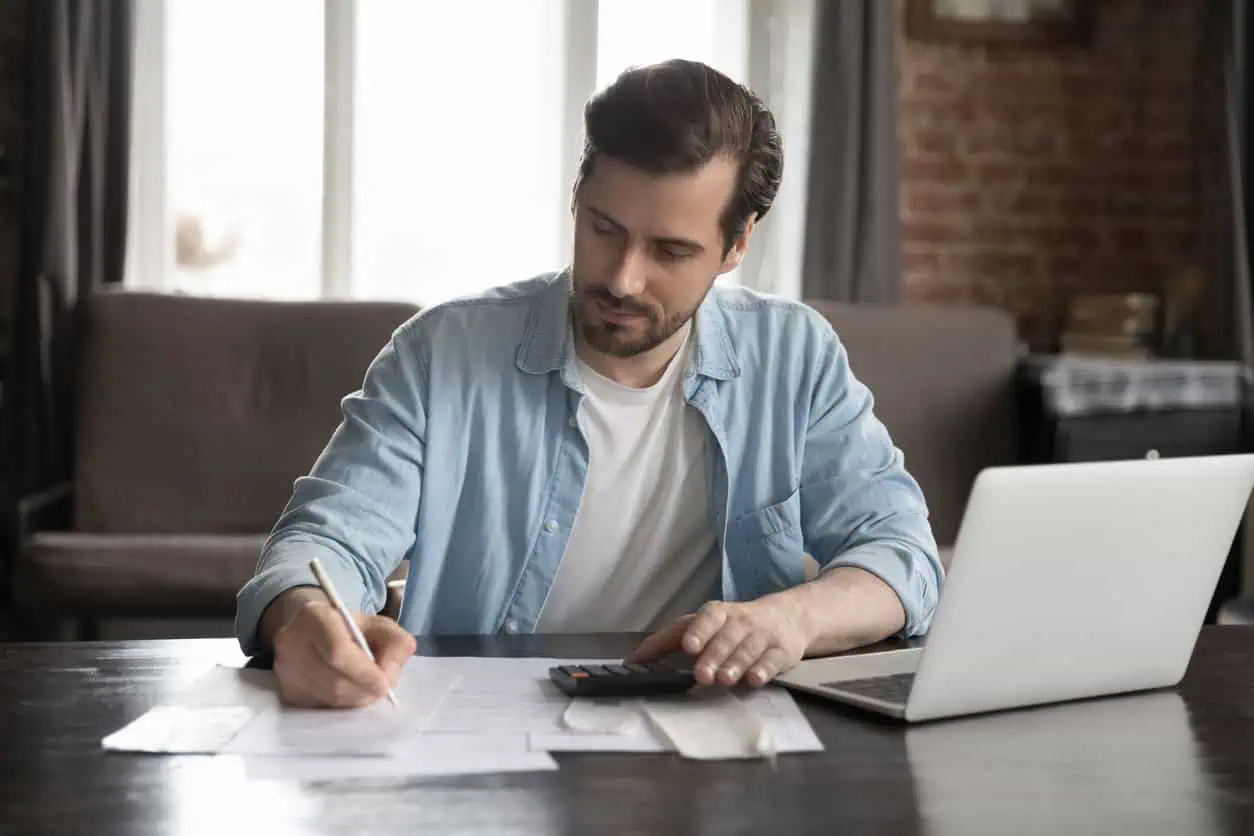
[570,154,750,358]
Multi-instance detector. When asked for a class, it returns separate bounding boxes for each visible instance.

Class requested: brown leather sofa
[10,291,1021,638]
[9,290,419,639]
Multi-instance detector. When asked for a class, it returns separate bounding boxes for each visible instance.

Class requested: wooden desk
[2,629,1253,835]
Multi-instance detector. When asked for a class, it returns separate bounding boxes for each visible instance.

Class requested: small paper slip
[102,706,255,754]
[642,689,814,761]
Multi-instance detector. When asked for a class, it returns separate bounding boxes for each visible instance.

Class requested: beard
[571,285,701,358]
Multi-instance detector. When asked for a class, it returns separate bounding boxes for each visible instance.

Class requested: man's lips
[593,296,648,325]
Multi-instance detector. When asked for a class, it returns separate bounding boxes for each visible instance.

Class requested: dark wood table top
[2,627,1254,835]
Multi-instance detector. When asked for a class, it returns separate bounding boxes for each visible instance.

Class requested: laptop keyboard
[822,673,915,703]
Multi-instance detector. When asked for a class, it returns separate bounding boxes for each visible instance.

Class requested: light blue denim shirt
[235,270,943,654]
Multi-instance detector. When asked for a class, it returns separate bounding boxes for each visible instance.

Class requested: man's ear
[718,215,756,275]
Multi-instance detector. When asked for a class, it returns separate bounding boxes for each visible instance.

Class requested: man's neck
[575,321,692,389]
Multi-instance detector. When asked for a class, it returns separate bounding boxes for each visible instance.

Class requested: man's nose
[606,249,647,299]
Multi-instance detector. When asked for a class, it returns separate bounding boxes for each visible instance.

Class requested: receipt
[102,706,255,754]
[641,689,776,761]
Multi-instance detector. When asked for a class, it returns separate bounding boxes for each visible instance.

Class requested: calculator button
[606,664,632,675]
[582,664,609,676]
[624,663,651,674]
[569,670,590,679]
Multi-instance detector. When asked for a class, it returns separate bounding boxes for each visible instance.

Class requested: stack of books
[1059,293,1159,359]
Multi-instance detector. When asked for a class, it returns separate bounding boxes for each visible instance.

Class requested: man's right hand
[261,587,417,709]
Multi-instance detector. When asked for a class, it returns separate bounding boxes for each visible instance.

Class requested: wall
[897,0,1208,352]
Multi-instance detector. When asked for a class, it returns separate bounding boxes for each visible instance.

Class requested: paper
[224,658,456,757]
[420,656,823,757]
[102,706,255,754]
[643,689,777,760]
[421,656,618,734]
[104,659,456,758]
[103,655,823,774]
[242,733,557,783]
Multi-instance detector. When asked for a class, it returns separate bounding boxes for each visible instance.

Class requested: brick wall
[898,0,1209,352]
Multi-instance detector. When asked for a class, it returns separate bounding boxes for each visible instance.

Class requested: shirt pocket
[726,488,806,592]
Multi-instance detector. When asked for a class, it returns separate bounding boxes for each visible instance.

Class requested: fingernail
[683,635,701,652]
[750,668,766,685]
[722,666,740,681]
[699,663,717,680]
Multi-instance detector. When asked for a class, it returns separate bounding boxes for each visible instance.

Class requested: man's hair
[573,59,783,255]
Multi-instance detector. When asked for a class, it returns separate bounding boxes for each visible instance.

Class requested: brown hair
[573,59,783,255]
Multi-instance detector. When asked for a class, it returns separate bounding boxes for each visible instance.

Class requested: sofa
[8,290,420,639]
[8,291,1022,639]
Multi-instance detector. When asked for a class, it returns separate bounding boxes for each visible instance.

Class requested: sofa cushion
[808,301,1020,547]
[73,291,420,533]
[15,533,268,616]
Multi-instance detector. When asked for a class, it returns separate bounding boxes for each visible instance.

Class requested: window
[165,0,324,300]
[133,0,812,306]
[351,0,565,306]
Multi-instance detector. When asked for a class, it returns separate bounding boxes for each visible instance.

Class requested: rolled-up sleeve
[799,331,944,636]
[234,322,429,655]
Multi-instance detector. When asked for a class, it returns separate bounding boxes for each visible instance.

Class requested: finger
[681,603,731,657]
[625,615,694,664]
[715,633,770,687]
[744,647,796,688]
[694,620,749,685]
[360,616,417,684]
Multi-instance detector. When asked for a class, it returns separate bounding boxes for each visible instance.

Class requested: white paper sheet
[421,656,620,734]
[102,706,256,754]
[242,733,557,782]
[224,658,456,757]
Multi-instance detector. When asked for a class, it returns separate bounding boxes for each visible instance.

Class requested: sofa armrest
[15,482,73,540]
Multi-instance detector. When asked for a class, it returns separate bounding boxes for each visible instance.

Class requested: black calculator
[549,661,697,698]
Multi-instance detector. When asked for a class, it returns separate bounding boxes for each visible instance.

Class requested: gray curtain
[801,0,901,304]
[4,0,132,502]
[1224,1,1254,366]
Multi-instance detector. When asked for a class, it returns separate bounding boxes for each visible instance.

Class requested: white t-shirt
[534,331,718,632]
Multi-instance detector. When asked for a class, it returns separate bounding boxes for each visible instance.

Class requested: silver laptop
[777,454,1254,723]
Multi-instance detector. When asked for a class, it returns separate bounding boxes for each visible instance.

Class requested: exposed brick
[902,186,982,216]
[897,0,1209,352]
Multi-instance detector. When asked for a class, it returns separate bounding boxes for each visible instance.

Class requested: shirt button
[504,619,519,634]
[568,416,577,428]
[544,519,558,533]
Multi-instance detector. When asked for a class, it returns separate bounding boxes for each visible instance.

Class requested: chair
[9,290,419,639]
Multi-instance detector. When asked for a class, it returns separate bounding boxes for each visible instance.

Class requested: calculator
[549,661,697,698]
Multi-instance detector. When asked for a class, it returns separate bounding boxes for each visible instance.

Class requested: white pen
[308,557,400,707]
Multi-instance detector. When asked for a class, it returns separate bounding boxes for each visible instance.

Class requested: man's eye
[592,219,616,235]
[658,247,689,262]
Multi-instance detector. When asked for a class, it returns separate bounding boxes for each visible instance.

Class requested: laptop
[776,454,1254,723]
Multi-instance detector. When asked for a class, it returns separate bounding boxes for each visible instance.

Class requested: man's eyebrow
[587,206,705,254]
[653,236,705,254]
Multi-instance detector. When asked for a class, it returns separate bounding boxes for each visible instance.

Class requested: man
[236,59,943,709]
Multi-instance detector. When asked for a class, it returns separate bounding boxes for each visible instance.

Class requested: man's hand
[267,589,417,709]
[627,566,908,687]
[627,597,811,688]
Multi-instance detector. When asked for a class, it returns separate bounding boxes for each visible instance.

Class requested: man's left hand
[627,597,812,688]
